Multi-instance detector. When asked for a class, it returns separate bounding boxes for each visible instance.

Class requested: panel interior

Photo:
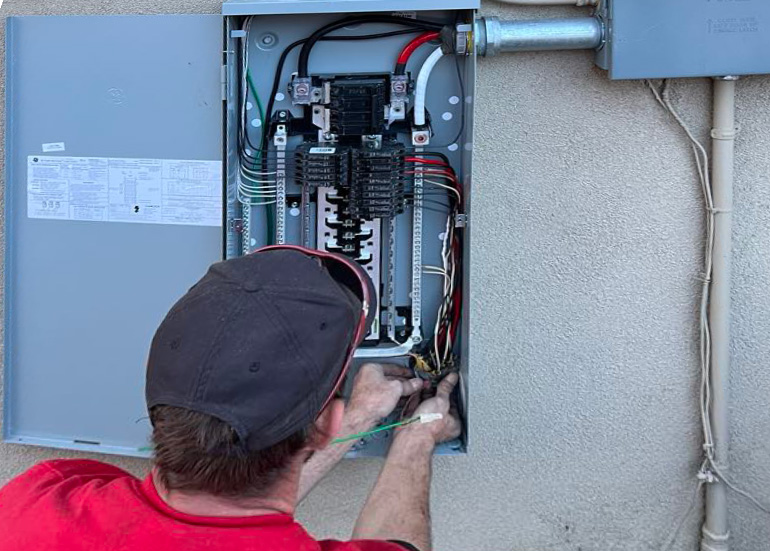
[225,10,475,455]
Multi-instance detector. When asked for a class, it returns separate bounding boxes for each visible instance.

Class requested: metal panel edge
[3,17,18,443]
[223,0,480,16]
[457,11,476,454]
[5,436,151,459]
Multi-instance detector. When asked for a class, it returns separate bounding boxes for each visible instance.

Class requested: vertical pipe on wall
[702,76,737,551]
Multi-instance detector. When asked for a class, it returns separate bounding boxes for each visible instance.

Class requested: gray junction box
[597,0,770,79]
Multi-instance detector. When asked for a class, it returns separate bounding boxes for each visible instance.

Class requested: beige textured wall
[3,2,770,550]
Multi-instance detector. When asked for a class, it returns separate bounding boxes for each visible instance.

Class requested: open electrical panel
[3,1,476,457]
[225,4,476,454]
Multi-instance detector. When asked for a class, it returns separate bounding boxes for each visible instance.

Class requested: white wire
[710,462,770,515]
[424,179,462,204]
[241,165,278,177]
[432,213,455,366]
[442,217,457,360]
[646,79,770,533]
[414,46,445,127]
[646,79,715,453]
[423,266,451,287]
[238,198,277,206]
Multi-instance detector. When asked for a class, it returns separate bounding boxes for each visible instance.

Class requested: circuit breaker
[4,1,477,457]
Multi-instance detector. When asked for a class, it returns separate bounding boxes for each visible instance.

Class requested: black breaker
[295,143,406,219]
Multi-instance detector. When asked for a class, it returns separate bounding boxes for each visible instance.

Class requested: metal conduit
[476,16,605,57]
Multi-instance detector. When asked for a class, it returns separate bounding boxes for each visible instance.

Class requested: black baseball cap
[145,245,376,452]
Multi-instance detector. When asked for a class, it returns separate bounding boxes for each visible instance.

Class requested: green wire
[140,417,419,452]
[246,69,266,154]
[332,417,420,445]
[140,417,419,451]
[246,69,273,245]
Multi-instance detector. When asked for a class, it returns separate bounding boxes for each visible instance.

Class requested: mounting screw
[294,83,309,95]
[278,111,287,120]
[392,81,407,94]
[323,132,333,140]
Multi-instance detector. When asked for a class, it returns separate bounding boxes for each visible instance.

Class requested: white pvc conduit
[702,77,737,551]
[414,46,445,127]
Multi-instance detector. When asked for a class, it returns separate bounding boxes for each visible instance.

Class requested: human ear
[309,399,345,450]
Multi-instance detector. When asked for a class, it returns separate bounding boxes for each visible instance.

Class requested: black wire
[297,15,444,78]
[405,152,453,164]
[446,53,467,148]
[240,28,424,162]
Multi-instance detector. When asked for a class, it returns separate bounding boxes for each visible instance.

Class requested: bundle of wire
[405,155,464,376]
[237,16,449,244]
[238,16,465,368]
[239,17,278,208]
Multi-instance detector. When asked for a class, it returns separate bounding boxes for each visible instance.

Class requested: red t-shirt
[0,460,413,551]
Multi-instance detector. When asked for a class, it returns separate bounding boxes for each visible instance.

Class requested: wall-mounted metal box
[5,0,477,458]
[597,0,770,79]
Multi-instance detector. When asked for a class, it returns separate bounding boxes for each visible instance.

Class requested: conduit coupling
[477,16,605,56]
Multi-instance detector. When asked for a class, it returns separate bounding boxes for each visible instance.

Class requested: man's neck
[152,469,299,518]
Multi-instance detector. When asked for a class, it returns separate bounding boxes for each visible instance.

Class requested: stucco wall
[2,1,769,550]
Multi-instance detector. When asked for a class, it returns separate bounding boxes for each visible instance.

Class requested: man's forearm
[298,410,374,502]
[353,431,435,551]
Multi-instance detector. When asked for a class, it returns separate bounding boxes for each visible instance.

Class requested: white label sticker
[27,156,222,227]
[309,147,336,155]
[42,142,66,153]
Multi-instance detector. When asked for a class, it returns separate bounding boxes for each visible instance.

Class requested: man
[0,246,461,551]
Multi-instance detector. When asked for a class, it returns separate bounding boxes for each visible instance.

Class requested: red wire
[404,169,462,198]
[404,156,448,166]
[406,154,464,358]
[396,31,441,67]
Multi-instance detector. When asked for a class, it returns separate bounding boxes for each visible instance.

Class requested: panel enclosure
[223,5,477,455]
[597,0,770,79]
[4,6,477,459]
[4,15,224,457]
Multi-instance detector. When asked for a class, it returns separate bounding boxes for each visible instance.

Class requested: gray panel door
[5,15,223,456]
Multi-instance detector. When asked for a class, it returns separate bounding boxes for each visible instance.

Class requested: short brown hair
[150,405,309,497]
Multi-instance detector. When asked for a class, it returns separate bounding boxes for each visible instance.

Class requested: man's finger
[393,378,423,397]
[436,373,459,399]
[382,364,413,378]
[361,362,384,375]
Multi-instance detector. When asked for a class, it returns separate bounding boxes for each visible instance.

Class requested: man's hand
[348,363,424,426]
[298,364,422,502]
[353,372,461,551]
[399,372,462,445]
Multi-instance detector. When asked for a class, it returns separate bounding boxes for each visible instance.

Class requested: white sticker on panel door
[41,142,66,153]
[27,156,222,227]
